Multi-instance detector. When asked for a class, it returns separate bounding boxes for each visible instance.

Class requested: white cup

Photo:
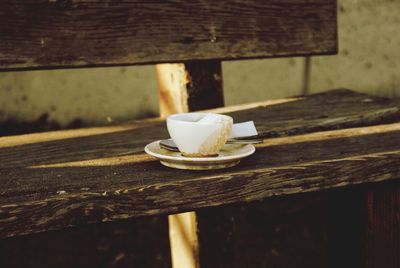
[167,113,233,157]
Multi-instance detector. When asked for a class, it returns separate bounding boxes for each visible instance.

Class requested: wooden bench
[1,1,399,267]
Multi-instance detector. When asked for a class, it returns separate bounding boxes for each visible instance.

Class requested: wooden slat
[0,217,172,268]
[197,192,330,268]
[0,0,337,70]
[366,183,400,268]
[0,90,400,239]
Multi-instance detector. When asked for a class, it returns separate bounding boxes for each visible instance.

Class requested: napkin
[231,121,258,138]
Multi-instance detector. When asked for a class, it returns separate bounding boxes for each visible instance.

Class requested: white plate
[144,140,255,170]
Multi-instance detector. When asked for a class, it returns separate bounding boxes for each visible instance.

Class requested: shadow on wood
[0,216,171,268]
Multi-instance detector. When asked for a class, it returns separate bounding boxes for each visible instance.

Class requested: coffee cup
[166,113,233,157]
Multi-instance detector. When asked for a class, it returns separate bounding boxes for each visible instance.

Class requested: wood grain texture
[157,60,224,116]
[366,183,400,268]
[326,188,366,268]
[157,63,190,116]
[0,0,337,70]
[0,216,171,268]
[0,89,399,239]
[197,192,330,268]
[185,60,224,111]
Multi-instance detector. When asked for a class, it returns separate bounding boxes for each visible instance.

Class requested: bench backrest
[0,0,337,71]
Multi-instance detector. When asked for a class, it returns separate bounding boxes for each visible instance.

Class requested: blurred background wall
[0,0,399,133]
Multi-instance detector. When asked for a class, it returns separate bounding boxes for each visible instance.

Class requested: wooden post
[157,60,224,116]
[156,60,224,268]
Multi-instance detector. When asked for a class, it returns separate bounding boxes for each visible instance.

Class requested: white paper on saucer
[231,121,258,138]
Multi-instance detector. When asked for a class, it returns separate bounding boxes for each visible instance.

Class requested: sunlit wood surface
[1,89,400,239]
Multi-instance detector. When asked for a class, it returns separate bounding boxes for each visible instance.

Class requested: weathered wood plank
[197,192,330,268]
[157,60,224,116]
[0,217,171,268]
[0,0,337,70]
[4,143,398,229]
[0,90,399,239]
[366,183,400,268]
[197,181,373,268]
[325,188,366,268]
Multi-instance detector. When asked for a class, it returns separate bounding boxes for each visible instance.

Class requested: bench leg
[168,212,200,268]
[156,60,224,268]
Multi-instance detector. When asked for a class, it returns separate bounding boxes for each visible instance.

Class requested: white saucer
[144,140,255,170]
